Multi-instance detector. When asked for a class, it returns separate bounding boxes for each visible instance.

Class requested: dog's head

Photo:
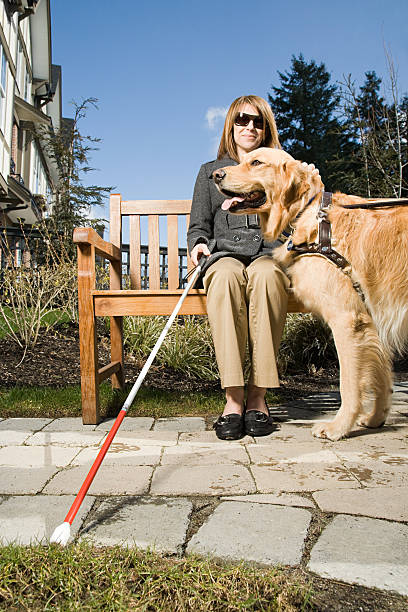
[213,148,322,241]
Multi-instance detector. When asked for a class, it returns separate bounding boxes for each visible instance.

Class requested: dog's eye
[251,159,262,166]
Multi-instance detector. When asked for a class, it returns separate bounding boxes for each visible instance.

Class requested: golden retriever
[213,147,408,440]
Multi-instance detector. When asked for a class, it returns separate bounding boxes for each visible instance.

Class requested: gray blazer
[187,156,281,278]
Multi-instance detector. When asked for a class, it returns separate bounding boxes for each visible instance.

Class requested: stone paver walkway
[0,387,407,597]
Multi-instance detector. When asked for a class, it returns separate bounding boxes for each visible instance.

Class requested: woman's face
[233,103,264,156]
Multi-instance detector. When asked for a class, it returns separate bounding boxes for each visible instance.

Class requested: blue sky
[51,0,408,236]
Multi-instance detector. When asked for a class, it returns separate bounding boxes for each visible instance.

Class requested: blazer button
[253,234,261,242]
[233,235,240,242]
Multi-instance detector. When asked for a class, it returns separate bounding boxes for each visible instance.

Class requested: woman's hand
[302,162,321,179]
[190,243,211,267]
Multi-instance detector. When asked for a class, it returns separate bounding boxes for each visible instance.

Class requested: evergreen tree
[36,98,113,252]
[268,54,346,189]
[341,71,407,197]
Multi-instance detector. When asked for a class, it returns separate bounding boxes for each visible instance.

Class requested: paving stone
[0,495,95,545]
[251,462,360,492]
[0,430,32,446]
[0,445,81,467]
[261,424,317,443]
[0,467,59,494]
[308,515,408,596]
[161,445,249,465]
[25,431,105,447]
[0,418,52,431]
[335,448,408,464]
[187,501,311,565]
[42,418,96,431]
[299,392,341,407]
[385,414,408,425]
[221,493,314,508]
[82,497,192,552]
[285,412,343,424]
[94,417,154,431]
[330,428,408,451]
[112,431,178,446]
[72,444,162,466]
[391,391,408,402]
[339,460,408,488]
[43,465,152,495]
[247,442,338,465]
[392,405,408,415]
[179,431,253,445]
[313,487,408,522]
[153,417,206,432]
[151,465,255,496]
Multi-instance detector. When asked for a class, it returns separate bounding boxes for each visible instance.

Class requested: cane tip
[50,522,71,546]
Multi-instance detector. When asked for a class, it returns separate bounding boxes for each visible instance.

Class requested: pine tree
[268,54,346,189]
[341,71,407,197]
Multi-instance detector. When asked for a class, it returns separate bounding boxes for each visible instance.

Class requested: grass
[0,307,71,340]
[0,385,283,419]
[0,543,313,611]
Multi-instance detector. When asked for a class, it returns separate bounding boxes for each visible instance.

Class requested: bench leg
[77,243,101,424]
[110,315,125,389]
[79,315,101,424]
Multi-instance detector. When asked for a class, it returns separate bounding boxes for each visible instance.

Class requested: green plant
[123,315,219,380]
[0,543,314,611]
[0,226,77,359]
[123,315,166,361]
[158,316,218,380]
[278,313,337,374]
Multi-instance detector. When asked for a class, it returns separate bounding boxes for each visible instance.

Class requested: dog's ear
[282,161,310,207]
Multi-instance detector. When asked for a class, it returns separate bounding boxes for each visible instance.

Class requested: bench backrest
[110,194,193,290]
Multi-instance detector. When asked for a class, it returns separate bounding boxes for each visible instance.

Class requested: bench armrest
[73,227,121,262]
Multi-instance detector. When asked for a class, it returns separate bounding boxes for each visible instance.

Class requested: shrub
[122,312,337,381]
[0,225,77,358]
[123,315,219,380]
[278,313,337,374]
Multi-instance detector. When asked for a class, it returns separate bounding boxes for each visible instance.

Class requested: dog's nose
[213,169,226,183]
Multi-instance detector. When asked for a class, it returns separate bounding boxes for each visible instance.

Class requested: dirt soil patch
[0,321,341,399]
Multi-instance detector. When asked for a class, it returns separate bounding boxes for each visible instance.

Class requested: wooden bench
[73,193,306,424]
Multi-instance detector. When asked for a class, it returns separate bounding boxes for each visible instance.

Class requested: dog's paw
[312,422,348,441]
[357,416,386,429]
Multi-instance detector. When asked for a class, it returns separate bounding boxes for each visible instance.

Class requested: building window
[32,147,40,193]
[0,42,7,134]
[16,39,22,94]
[24,67,30,102]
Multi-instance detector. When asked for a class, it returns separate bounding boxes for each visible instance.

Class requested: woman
[187,95,290,440]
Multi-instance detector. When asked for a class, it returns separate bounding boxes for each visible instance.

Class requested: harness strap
[340,198,408,210]
[287,191,367,303]
[286,192,408,304]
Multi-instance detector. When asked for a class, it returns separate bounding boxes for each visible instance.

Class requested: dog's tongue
[221,196,245,211]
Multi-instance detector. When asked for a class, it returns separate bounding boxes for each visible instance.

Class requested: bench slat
[148,215,160,289]
[185,213,194,273]
[122,200,192,215]
[92,290,306,317]
[129,215,141,289]
[167,215,179,289]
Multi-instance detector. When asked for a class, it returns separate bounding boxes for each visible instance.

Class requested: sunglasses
[234,112,264,130]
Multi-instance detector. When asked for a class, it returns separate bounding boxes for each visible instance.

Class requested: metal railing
[121,243,189,288]
[0,228,189,288]
[0,226,44,270]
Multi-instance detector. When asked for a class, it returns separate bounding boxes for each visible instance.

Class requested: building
[0,0,67,231]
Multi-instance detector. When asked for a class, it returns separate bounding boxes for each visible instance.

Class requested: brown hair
[217,95,281,161]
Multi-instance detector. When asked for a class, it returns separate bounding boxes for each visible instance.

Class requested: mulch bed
[0,321,341,400]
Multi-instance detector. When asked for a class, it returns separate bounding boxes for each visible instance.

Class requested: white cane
[50,256,207,546]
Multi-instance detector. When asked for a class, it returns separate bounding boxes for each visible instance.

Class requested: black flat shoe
[245,401,274,437]
[213,413,244,440]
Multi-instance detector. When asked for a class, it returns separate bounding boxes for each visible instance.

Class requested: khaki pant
[203,256,289,389]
